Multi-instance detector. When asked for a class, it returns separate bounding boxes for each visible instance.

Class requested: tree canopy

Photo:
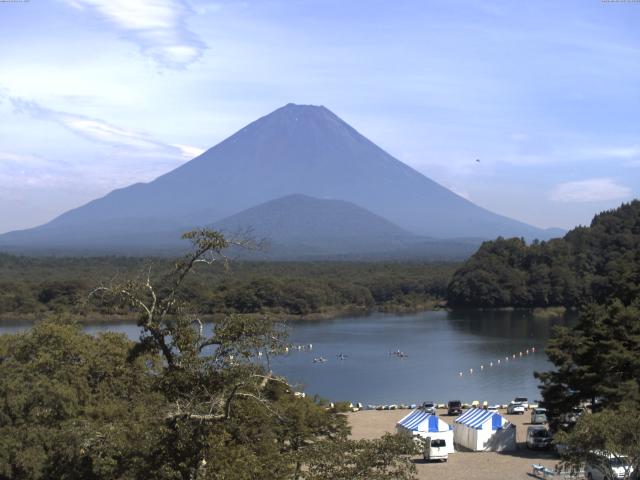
[556,404,640,480]
[448,201,640,308]
[0,254,455,320]
[0,229,418,480]
[536,299,640,428]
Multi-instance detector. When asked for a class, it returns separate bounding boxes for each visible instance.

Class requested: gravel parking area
[347,408,562,480]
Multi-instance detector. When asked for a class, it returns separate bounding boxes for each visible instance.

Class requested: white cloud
[445,185,471,200]
[550,178,632,203]
[171,143,206,159]
[10,96,203,160]
[580,145,640,160]
[0,151,50,167]
[63,0,206,67]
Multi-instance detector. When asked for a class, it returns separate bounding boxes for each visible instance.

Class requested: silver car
[507,402,525,415]
[531,407,548,424]
[421,401,436,415]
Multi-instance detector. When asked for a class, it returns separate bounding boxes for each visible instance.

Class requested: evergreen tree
[536,300,640,427]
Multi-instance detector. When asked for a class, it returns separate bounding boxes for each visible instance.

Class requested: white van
[423,437,448,462]
[585,453,634,480]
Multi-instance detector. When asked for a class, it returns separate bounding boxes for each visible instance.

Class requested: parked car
[447,400,462,416]
[560,407,584,426]
[421,401,436,415]
[585,453,634,480]
[526,426,552,450]
[510,397,529,410]
[531,407,548,424]
[507,403,525,415]
[423,437,448,462]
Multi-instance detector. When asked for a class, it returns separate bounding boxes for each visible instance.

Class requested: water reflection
[0,309,575,405]
[447,308,576,340]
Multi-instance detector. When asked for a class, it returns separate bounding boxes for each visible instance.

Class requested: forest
[447,201,640,308]
[0,255,456,321]
[0,230,419,480]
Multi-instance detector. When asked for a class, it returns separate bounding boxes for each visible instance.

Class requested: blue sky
[1,0,639,233]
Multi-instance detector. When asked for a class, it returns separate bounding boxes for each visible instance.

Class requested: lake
[0,309,573,405]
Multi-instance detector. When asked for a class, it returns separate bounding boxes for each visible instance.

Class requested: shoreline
[0,304,568,325]
[0,301,444,325]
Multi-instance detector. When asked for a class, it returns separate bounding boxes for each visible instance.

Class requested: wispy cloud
[580,145,640,160]
[0,151,51,167]
[550,178,632,203]
[63,0,206,68]
[10,97,204,159]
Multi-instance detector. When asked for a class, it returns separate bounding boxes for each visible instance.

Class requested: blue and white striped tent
[397,409,452,433]
[454,408,504,430]
[396,410,455,453]
[453,408,516,452]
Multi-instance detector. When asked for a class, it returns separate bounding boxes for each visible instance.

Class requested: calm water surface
[0,309,573,405]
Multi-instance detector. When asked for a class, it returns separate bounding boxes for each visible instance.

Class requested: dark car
[447,400,462,416]
[526,426,552,450]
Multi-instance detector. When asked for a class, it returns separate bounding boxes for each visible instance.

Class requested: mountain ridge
[0,103,562,254]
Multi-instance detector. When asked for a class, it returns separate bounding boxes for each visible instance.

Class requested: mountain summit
[0,103,555,253]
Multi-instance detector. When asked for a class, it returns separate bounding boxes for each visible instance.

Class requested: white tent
[396,409,455,454]
[453,408,516,452]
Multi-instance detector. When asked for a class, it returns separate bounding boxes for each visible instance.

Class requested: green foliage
[556,404,640,480]
[536,300,640,426]
[0,255,456,319]
[0,320,163,479]
[0,229,418,480]
[448,201,640,308]
[302,433,418,480]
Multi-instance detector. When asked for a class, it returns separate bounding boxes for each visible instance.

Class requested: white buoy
[519,352,523,357]
[489,362,493,367]
[480,365,484,370]
[285,347,289,353]
[497,359,500,364]
[469,368,474,374]
[459,372,463,377]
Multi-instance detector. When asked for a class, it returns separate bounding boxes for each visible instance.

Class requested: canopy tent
[453,408,516,452]
[396,410,454,453]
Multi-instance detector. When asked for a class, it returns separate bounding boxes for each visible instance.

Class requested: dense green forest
[0,230,419,480]
[0,255,456,320]
[447,201,640,308]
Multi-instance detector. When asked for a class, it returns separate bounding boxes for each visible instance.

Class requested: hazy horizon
[2,0,640,234]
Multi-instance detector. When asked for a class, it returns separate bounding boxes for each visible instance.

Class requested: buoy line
[457,346,537,377]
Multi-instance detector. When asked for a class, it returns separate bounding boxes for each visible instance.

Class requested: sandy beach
[347,408,561,480]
